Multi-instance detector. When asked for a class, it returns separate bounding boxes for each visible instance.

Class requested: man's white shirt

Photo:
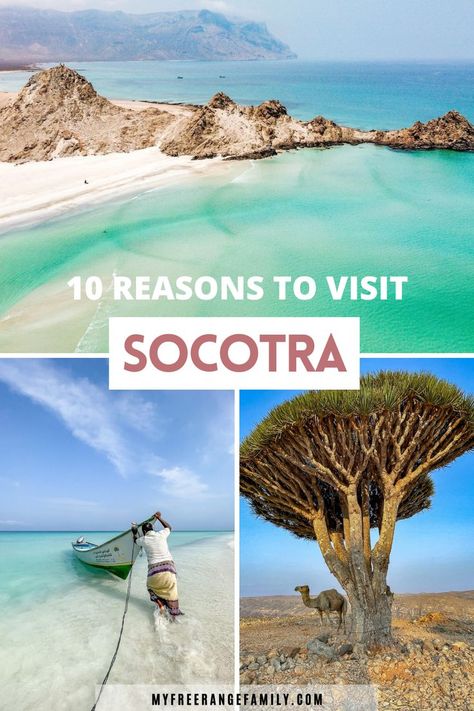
[136,528,172,564]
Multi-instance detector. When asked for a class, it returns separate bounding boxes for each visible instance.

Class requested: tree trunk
[348,586,393,648]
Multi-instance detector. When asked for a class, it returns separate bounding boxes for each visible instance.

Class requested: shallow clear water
[0,61,473,352]
[0,531,234,711]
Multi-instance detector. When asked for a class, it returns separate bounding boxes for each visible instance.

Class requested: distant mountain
[0,6,296,62]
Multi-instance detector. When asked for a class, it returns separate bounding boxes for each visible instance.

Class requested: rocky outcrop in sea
[367,111,474,151]
[161,93,474,159]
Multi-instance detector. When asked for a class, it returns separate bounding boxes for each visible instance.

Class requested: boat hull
[72,520,151,579]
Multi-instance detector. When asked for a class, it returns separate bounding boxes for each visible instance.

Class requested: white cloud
[0,519,26,525]
[0,362,164,475]
[149,464,209,498]
[115,392,165,438]
[0,361,164,476]
[0,360,131,474]
[0,361,212,500]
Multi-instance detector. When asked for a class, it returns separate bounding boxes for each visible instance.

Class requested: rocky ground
[1,65,473,164]
[240,591,474,710]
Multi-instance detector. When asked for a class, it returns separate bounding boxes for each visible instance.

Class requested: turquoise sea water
[0,530,234,711]
[0,530,227,607]
[0,61,473,352]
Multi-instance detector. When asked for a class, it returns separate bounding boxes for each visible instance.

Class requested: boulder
[337,643,354,657]
[307,637,336,661]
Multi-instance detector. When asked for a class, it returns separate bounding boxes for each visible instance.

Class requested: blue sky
[241,358,474,596]
[1,1,473,61]
[0,359,234,531]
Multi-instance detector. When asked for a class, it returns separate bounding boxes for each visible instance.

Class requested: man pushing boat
[132,512,184,621]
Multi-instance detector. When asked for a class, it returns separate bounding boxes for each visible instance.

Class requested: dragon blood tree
[240,372,474,649]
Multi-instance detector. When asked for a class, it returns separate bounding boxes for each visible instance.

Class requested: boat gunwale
[70,514,154,551]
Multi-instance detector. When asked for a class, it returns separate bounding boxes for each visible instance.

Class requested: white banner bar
[109,317,360,390]
[94,683,377,710]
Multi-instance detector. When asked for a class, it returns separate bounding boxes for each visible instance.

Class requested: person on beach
[132,512,184,621]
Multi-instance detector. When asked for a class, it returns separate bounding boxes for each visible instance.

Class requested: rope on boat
[90,539,136,711]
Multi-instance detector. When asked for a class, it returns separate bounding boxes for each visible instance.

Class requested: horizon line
[241,588,474,597]
[3,57,474,67]
[0,528,234,533]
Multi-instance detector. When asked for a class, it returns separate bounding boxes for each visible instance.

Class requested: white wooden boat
[71,517,153,579]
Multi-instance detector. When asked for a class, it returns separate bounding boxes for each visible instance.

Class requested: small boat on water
[72,516,153,579]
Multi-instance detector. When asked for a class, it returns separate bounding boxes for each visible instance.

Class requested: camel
[295,585,347,631]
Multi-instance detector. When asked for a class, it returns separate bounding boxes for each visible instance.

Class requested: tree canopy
[241,372,474,540]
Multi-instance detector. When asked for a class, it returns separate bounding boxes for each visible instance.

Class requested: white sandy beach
[0,92,213,231]
[0,148,221,231]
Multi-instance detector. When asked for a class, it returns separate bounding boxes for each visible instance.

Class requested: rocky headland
[1,65,473,164]
[0,65,176,163]
[367,111,474,152]
[160,93,358,159]
[161,93,474,158]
